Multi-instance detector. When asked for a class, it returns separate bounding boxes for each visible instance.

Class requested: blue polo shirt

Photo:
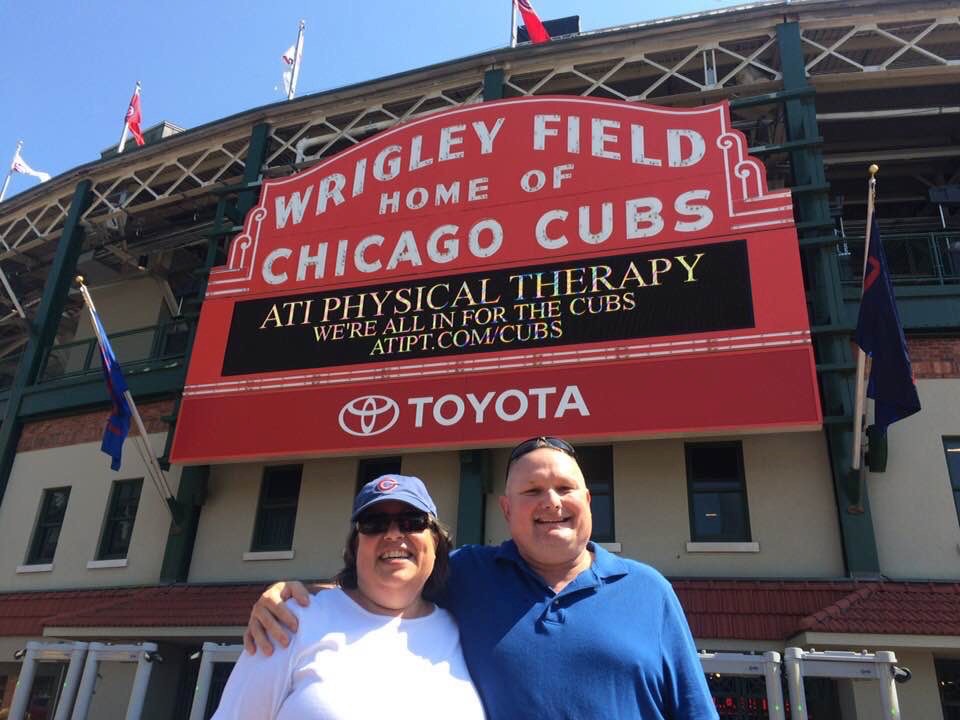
[441,541,718,720]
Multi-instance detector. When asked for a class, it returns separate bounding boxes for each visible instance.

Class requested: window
[355,456,402,496]
[576,445,615,542]
[22,663,67,719]
[685,442,751,542]
[251,465,302,551]
[97,479,143,560]
[27,487,71,565]
[937,659,960,720]
[945,438,960,528]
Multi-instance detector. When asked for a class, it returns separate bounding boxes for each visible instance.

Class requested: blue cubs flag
[90,307,133,469]
[854,220,921,433]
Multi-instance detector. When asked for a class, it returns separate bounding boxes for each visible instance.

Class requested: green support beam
[447,70,505,546]
[483,69,505,101]
[158,122,273,580]
[237,123,271,217]
[777,21,880,575]
[160,464,209,583]
[0,180,93,508]
[457,450,490,547]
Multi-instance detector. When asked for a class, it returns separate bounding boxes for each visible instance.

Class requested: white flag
[280,21,305,99]
[281,44,297,95]
[11,149,50,183]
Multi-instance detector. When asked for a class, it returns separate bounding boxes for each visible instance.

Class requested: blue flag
[90,307,132,470]
[854,220,921,433]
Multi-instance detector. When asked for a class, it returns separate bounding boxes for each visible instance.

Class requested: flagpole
[76,275,181,524]
[0,140,22,203]
[511,0,518,47]
[287,20,305,101]
[851,163,879,471]
[118,81,140,154]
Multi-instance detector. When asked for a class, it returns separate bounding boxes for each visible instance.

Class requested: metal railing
[38,317,193,383]
[838,231,960,286]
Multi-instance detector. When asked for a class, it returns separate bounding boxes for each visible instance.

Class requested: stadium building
[0,0,958,717]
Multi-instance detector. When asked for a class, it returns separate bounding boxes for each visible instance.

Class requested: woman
[213,474,485,719]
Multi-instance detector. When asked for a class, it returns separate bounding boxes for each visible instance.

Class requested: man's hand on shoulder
[243,580,313,655]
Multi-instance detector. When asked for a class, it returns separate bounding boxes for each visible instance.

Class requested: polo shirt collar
[590,541,630,580]
[494,540,629,583]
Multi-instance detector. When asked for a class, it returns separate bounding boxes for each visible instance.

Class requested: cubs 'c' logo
[376,477,399,492]
[338,395,400,437]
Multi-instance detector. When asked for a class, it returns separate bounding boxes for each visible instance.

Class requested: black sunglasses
[356,511,431,536]
[508,436,577,467]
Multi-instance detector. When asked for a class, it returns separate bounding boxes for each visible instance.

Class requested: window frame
[685,441,752,543]
[944,437,960,530]
[575,444,616,543]
[96,478,144,561]
[251,465,303,552]
[26,486,72,566]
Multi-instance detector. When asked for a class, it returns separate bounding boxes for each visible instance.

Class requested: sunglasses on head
[356,511,431,536]
[508,436,577,466]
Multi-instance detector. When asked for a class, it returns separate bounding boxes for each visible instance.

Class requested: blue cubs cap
[351,474,438,521]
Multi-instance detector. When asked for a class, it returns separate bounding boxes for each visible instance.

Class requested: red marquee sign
[170,97,821,464]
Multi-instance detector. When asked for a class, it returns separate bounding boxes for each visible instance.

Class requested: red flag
[515,0,550,43]
[125,88,145,146]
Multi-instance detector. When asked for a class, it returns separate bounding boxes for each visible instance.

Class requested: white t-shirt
[212,588,485,720]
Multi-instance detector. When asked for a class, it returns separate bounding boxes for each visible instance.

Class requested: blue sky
[0,0,746,200]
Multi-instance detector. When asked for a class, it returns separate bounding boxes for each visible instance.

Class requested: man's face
[499,447,593,567]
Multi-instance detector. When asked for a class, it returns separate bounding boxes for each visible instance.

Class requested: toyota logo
[339,395,400,437]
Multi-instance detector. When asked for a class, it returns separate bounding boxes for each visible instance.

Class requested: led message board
[170,97,821,463]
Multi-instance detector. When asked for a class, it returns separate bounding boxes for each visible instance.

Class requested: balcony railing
[838,231,960,286]
[38,317,194,383]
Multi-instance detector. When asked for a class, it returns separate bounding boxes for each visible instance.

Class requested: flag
[281,45,296,96]
[516,0,551,43]
[281,28,303,98]
[89,302,133,470]
[11,149,50,183]
[125,88,145,146]
[854,220,921,433]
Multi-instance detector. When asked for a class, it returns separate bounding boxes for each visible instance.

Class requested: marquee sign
[170,97,821,464]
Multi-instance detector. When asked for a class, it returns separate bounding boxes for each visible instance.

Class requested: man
[246,436,718,719]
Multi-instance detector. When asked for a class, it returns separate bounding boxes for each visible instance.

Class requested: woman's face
[355,500,437,612]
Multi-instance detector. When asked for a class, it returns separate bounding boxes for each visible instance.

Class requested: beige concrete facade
[870,379,960,580]
[0,426,938,720]
[1,428,844,589]
[189,457,356,584]
[486,434,844,577]
[188,451,463,584]
[844,649,944,720]
[74,275,166,339]
[0,433,178,591]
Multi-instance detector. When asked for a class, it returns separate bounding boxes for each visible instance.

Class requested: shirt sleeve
[659,584,719,720]
[210,605,300,719]
[433,546,465,610]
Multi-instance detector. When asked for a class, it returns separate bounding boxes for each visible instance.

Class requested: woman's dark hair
[334,515,452,603]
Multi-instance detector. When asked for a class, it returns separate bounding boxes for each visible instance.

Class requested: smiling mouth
[379,550,413,561]
[535,517,572,526]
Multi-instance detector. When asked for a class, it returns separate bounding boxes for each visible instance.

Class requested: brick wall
[909,338,960,379]
[18,399,174,452]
